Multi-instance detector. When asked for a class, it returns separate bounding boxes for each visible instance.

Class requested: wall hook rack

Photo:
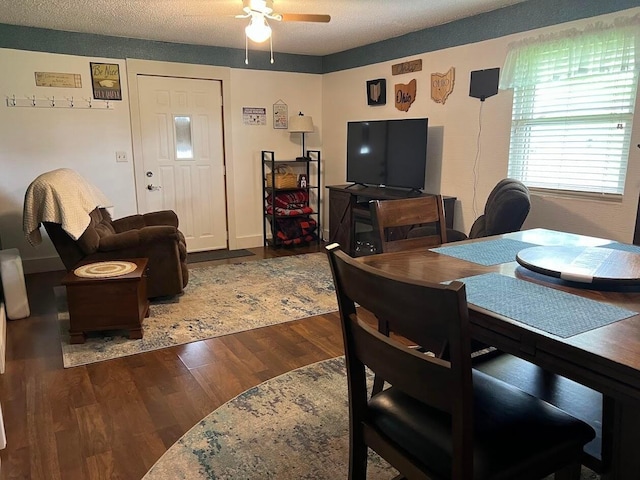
[4,94,113,110]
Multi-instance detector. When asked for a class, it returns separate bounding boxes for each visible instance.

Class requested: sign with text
[243,107,266,125]
[395,79,417,112]
[90,63,122,100]
[392,59,422,76]
[35,72,82,88]
[431,67,455,104]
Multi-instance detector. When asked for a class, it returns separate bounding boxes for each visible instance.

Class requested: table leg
[605,398,640,479]
[128,328,143,340]
[69,331,85,344]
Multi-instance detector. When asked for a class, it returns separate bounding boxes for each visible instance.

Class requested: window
[501,16,639,196]
[174,115,194,160]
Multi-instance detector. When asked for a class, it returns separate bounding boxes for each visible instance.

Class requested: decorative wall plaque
[34,72,82,88]
[431,67,455,104]
[273,100,288,129]
[90,63,122,100]
[366,78,386,106]
[392,59,422,76]
[394,79,417,112]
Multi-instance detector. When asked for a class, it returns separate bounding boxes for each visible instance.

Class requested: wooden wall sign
[395,79,416,112]
[392,59,422,76]
[431,67,455,104]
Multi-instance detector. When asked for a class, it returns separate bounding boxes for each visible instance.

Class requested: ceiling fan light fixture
[245,15,272,43]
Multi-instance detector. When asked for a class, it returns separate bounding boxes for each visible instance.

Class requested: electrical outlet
[116,151,128,162]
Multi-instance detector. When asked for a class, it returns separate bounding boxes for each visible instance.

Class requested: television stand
[326,184,456,256]
[344,182,367,189]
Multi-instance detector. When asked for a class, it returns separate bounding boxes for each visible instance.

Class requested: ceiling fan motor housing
[243,0,274,15]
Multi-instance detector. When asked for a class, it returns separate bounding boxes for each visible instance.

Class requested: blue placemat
[431,238,538,266]
[457,272,637,338]
[599,242,640,254]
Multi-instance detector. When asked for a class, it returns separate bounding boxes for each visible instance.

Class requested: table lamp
[289,112,314,160]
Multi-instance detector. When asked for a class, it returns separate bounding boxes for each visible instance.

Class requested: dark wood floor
[0,244,345,480]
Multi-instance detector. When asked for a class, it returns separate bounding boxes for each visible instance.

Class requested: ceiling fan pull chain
[270,36,274,64]
[245,35,249,65]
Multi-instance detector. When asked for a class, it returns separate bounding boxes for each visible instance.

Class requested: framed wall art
[366,79,386,106]
[90,62,122,100]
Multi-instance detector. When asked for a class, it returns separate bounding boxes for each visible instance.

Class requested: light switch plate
[116,151,128,162]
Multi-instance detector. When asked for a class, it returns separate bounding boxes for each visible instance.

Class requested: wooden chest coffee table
[62,258,150,344]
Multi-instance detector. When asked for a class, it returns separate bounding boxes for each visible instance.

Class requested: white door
[136,75,227,252]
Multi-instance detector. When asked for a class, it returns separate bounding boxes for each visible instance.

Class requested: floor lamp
[289,112,314,160]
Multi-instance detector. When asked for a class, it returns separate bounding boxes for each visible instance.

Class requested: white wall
[228,69,322,246]
[322,7,640,242]
[0,49,135,271]
[2,7,639,273]
[0,49,322,271]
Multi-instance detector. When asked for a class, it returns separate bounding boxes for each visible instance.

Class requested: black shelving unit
[262,150,321,247]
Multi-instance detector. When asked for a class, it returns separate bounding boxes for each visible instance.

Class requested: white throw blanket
[23,168,113,246]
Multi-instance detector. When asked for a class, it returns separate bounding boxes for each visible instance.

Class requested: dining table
[357,228,640,480]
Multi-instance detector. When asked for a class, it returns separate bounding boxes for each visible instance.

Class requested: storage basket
[266,166,298,189]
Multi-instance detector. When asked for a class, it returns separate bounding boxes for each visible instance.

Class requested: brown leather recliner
[44,207,188,298]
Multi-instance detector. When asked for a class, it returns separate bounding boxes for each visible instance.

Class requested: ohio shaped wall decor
[395,79,416,112]
[431,67,455,104]
[366,79,386,106]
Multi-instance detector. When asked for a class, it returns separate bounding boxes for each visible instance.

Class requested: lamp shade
[289,115,314,133]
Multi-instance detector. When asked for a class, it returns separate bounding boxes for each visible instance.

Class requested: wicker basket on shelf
[266,166,299,189]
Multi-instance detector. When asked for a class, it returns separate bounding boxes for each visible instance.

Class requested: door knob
[147,184,162,191]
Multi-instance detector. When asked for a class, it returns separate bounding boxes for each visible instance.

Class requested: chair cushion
[368,369,595,480]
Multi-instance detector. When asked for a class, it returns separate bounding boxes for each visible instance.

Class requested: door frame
[126,58,238,250]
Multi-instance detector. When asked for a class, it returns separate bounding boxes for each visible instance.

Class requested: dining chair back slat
[370,195,447,253]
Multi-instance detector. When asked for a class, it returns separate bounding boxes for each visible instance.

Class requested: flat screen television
[346,118,428,190]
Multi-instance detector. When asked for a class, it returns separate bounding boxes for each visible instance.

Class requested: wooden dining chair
[326,243,595,480]
[369,195,447,253]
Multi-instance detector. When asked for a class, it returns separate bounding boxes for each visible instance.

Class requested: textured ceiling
[0,0,529,56]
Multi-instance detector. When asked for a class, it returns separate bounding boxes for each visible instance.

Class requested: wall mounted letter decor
[392,59,422,75]
[366,79,386,106]
[395,79,416,112]
[431,67,455,104]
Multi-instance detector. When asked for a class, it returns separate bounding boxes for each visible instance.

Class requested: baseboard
[232,234,267,250]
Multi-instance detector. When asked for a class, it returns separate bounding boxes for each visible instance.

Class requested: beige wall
[0,49,136,271]
[1,7,639,273]
[0,49,322,271]
[322,7,640,242]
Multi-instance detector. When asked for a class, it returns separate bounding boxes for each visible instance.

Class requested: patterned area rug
[143,357,397,479]
[58,253,337,368]
[143,357,600,480]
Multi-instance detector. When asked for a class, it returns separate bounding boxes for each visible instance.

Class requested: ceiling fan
[237,0,330,64]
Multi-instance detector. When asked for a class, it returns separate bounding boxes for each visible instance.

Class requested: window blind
[502,17,639,195]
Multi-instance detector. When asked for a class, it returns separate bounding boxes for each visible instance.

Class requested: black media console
[326,184,456,257]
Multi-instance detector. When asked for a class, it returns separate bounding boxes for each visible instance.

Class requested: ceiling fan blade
[280,13,331,23]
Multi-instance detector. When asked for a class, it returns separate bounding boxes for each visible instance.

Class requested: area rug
[58,253,337,368]
[142,357,599,480]
[143,356,396,479]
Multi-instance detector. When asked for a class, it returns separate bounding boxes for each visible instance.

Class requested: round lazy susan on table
[516,245,640,285]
